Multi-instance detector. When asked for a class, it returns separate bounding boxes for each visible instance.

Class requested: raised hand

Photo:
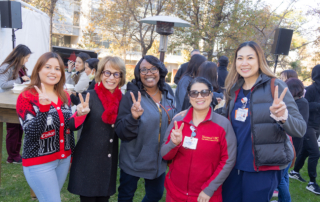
[130,91,144,119]
[197,191,210,202]
[269,86,288,118]
[77,93,90,116]
[34,83,51,105]
[67,60,75,72]
[170,121,184,146]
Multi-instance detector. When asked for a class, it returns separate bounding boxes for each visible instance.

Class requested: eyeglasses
[102,70,122,78]
[140,67,159,75]
[188,89,211,98]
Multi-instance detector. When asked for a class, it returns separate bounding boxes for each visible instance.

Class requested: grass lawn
[0,124,319,202]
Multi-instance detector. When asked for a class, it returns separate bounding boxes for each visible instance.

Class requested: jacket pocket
[133,145,158,171]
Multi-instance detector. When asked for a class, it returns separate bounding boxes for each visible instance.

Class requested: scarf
[94,82,122,124]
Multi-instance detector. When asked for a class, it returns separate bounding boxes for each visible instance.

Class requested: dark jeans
[294,126,320,182]
[222,168,283,202]
[118,169,165,202]
[6,123,23,162]
[80,196,110,202]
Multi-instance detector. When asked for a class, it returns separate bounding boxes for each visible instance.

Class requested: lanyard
[190,125,196,138]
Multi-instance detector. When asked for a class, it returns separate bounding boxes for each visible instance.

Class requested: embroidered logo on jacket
[202,136,219,142]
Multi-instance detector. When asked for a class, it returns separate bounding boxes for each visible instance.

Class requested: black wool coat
[68,89,118,197]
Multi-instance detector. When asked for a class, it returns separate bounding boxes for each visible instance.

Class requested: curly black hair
[132,55,174,105]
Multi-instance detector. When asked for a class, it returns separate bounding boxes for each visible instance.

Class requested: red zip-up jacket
[161,107,237,202]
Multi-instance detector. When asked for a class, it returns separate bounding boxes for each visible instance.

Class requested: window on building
[52,34,71,47]
[73,11,80,26]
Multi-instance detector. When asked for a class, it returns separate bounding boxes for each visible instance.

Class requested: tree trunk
[49,13,53,51]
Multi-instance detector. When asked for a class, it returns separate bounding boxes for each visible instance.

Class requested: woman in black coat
[68,56,126,202]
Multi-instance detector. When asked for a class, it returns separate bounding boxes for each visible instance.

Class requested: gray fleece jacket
[115,82,176,179]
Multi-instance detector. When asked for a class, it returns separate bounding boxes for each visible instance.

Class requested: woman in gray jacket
[0,44,31,164]
[115,55,175,202]
[221,41,306,202]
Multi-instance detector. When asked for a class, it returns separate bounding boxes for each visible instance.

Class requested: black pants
[118,169,166,202]
[80,196,110,202]
[292,136,303,155]
[294,126,320,182]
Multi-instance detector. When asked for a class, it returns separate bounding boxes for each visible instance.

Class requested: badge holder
[182,125,198,150]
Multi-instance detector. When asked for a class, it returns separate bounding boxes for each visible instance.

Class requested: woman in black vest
[68,56,126,202]
[222,41,306,202]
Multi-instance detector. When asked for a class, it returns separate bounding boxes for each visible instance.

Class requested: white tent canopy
[0,1,50,75]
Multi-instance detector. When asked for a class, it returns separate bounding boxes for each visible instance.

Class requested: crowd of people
[0,40,319,202]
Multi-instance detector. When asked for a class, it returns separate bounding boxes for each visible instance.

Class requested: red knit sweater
[16,90,75,167]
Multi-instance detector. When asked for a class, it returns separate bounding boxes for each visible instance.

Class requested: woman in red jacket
[161,77,237,202]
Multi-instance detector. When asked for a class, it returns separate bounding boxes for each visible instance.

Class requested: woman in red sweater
[161,77,237,202]
[16,52,74,202]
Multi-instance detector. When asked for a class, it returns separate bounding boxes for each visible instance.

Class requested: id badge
[182,136,198,150]
[235,108,248,122]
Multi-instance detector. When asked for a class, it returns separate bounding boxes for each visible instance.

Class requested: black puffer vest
[226,74,294,170]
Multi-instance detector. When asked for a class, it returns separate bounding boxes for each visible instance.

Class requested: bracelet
[270,109,288,122]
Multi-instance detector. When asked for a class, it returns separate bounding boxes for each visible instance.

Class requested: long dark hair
[23,52,68,104]
[133,55,173,104]
[0,44,32,79]
[181,54,207,79]
[197,61,219,92]
[77,52,91,65]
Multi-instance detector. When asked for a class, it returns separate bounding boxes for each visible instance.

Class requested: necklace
[146,88,159,97]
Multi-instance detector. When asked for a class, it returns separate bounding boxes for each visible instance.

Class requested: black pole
[12,29,16,49]
[159,52,165,63]
[274,55,279,73]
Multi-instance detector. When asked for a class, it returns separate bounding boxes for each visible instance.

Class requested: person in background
[217,55,229,93]
[16,52,74,202]
[289,64,320,195]
[115,55,175,202]
[272,78,310,202]
[222,41,306,202]
[280,70,298,82]
[174,49,200,84]
[272,69,299,199]
[68,56,126,202]
[0,44,32,164]
[66,52,91,93]
[70,58,100,105]
[175,54,207,112]
[181,61,220,111]
[161,77,237,202]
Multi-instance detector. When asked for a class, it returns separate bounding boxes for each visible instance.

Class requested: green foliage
[166,72,172,83]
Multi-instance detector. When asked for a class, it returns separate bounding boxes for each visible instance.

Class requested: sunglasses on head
[188,89,211,98]
[102,70,122,78]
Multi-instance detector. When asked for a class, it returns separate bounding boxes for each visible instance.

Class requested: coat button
[108,154,111,158]
[57,107,60,110]
[111,124,114,128]
[110,139,113,143]
[61,154,65,157]
[60,139,64,143]
[61,123,64,126]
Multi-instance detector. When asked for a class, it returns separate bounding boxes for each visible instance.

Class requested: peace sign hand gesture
[34,83,51,105]
[269,86,288,120]
[170,121,184,146]
[77,93,90,116]
[131,91,144,120]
